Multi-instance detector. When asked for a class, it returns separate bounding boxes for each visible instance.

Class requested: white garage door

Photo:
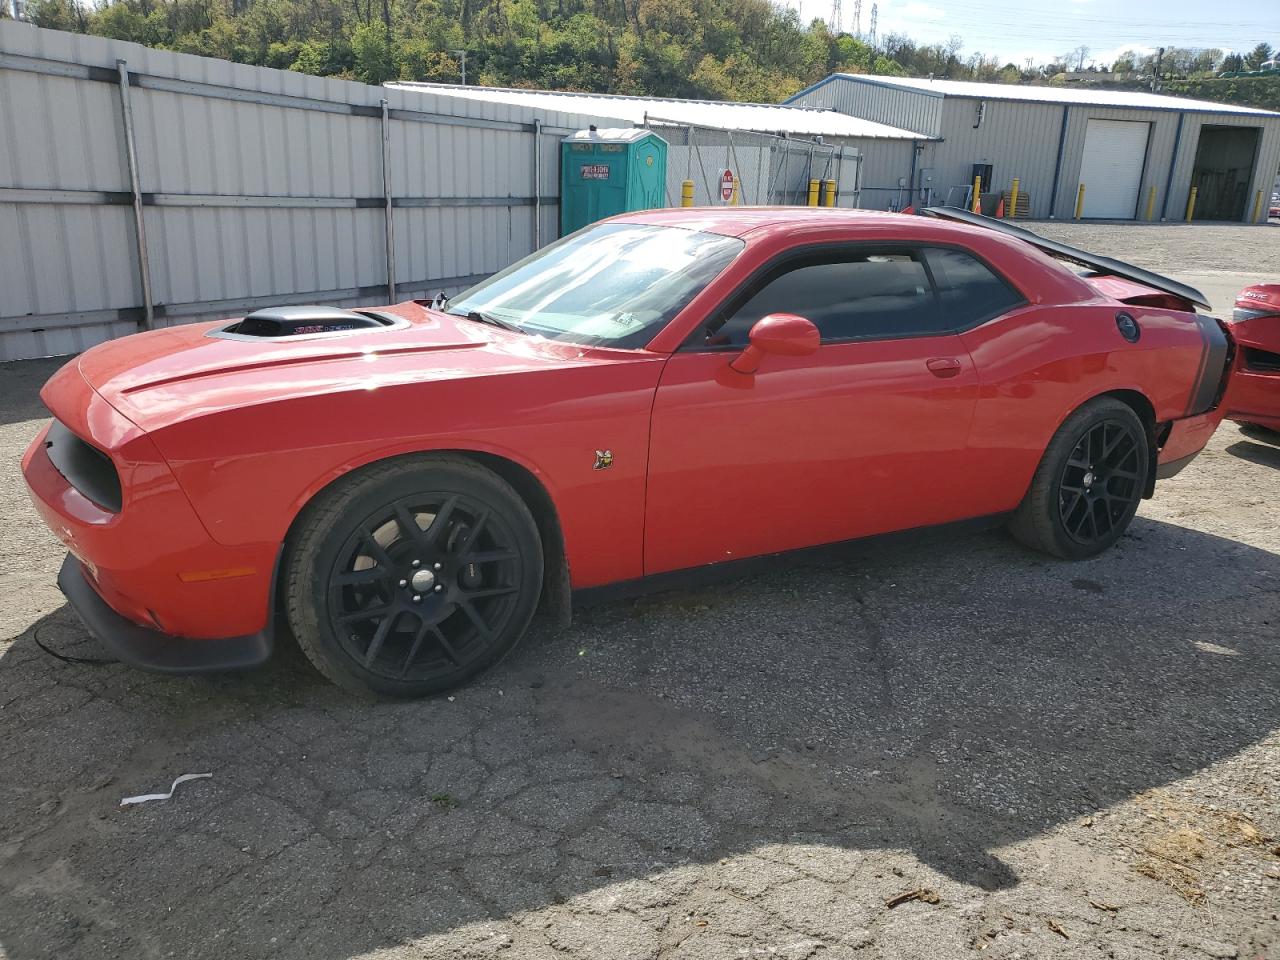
[1077,119,1150,219]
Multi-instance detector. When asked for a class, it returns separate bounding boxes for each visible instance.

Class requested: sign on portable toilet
[720,169,735,203]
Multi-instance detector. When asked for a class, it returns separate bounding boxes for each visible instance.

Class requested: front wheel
[1009,397,1150,560]
[284,456,543,698]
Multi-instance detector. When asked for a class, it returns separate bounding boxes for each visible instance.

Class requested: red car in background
[23,208,1233,698]
[1224,284,1280,434]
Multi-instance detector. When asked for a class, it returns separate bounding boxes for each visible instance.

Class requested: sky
[781,0,1278,69]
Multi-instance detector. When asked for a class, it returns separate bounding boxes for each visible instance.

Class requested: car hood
[74,303,604,432]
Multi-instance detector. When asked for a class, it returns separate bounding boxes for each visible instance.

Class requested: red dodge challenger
[23,207,1233,697]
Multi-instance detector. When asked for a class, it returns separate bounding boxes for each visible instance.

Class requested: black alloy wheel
[285,456,543,697]
[330,494,523,683]
[1056,419,1145,547]
[1009,396,1150,560]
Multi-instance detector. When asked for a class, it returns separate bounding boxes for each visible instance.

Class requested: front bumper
[58,554,273,673]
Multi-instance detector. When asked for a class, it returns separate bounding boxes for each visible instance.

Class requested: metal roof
[387,82,927,139]
[804,74,1280,117]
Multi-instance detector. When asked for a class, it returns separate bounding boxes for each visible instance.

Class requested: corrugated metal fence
[0,22,620,361]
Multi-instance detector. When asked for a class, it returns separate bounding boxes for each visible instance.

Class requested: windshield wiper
[454,309,524,334]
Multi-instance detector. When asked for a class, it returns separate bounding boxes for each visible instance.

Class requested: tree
[1220,52,1244,73]
[1245,43,1273,69]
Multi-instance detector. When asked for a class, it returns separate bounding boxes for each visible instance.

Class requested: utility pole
[451,49,468,85]
[853,0,861,37]
[1151,46,1164,91]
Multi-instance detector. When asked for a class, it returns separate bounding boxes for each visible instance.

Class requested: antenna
[869,2,878,47]
[828,0,842,33]
[853,0,861,36]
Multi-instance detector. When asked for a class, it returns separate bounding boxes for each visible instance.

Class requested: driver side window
[702,250,942,347]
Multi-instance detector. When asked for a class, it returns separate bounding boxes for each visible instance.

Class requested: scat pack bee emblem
[593,449,614,470]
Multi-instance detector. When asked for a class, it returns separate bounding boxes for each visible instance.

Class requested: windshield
[445,222,745,349]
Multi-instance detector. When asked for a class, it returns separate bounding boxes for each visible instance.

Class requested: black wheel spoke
[336,567,388,587]
[466,549,518,564]
[393,504,430,551]
[454,511,490,558]
[339,603,393,624]
[430,623,462,664]
[360,532,396,570]
[461,584,517,600]
[422,496,458,548]
[363,613,397,666]
[398,620,431,678]
[458,599,494,642]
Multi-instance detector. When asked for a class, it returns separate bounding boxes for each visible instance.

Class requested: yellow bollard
[1146,186,1156,221]
[1009,178,1020,219]
[1185,186,1198,222]
[807,179,820,206]
[822,179,837,207]
[1252,190,1263,222]
[972,175,982,214]
[680,180,694,208]
[1074,183,1086,219]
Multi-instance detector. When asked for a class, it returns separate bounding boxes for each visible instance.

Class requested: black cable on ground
[32,622,116,666]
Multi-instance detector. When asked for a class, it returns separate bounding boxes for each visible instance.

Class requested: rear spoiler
[921,206,1211,311]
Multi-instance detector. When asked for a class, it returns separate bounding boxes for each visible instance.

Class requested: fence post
[1185,186,1198,222]
[1074,183,1086,219]
[380,99,396,303]
[115,60,154,331]
[533,118,542,249]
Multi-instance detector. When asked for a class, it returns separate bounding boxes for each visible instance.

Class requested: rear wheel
[284,456,543,698]
[1009,397,1149,560]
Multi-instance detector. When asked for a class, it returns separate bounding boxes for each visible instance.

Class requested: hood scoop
[211,305,409,340]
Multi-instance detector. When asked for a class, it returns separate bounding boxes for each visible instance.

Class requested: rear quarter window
[924,247,1025,330]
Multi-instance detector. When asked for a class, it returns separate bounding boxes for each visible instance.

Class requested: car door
[643,245,990,576]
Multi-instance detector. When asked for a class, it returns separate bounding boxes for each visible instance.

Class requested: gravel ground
[2,223,1279,960]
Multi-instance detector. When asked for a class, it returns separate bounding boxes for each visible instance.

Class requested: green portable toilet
[560,127,667,236]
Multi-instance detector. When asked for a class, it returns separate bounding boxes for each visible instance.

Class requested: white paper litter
[120,773,212,806]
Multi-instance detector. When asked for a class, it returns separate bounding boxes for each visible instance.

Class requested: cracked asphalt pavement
[2,224,1279,960]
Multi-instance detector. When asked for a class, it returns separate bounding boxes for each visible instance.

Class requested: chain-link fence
[648,120,862,208]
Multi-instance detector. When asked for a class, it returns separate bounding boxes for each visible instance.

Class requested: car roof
[611,206,993,242]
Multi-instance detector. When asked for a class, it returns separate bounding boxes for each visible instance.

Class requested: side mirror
[729,313,820,374]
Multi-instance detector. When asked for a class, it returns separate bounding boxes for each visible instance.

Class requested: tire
[1009,397,1150,560]
[284,455,543,698]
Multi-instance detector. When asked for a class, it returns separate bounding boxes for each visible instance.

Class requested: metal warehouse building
[787,74,1280,222]
[389,82,927,209]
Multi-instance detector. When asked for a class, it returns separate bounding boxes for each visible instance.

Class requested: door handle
[926,357,963,378]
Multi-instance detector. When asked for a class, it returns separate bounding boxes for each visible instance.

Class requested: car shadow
[0,516,1277,959]
[1226,439,1280,469]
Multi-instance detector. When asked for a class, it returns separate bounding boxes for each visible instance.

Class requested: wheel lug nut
[433,562,442,571]
[398,579,407,587]
[411,559,421,567]
[434,585,443,593]
[412,594,421,602]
